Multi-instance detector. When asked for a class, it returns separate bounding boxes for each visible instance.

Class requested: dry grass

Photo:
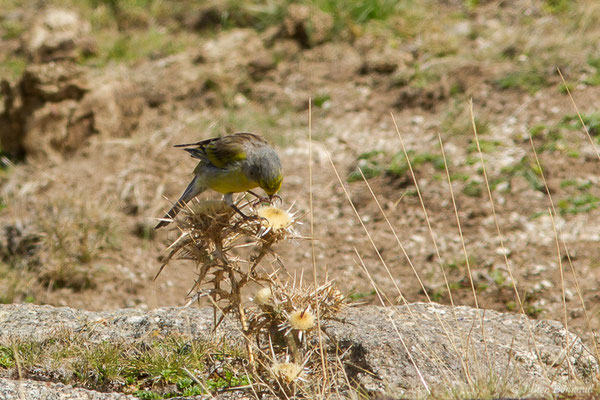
[0,195,120,303]
[35,197,119,290]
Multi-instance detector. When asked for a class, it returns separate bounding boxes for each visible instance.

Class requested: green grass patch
[500,157,544,192]
[560,112,600,136]
[82,29,194,66]
[529,124,547,138]
[0,345,14,368]
[530,114,600,155]
[445,256,480,273]
[505,300,517,312]
[347,289,377,301]
[347,149,446,182]
[560,179,591,190]
[524,304,543,318]
[584,57,600,86]
[0,334,247,397]
[313,92,331,108]
[409,66,441,89]
[450,173,470,182]
[1,18,25,40]
[558,81,574,94]
[584,74,600,87]
[530,124,569,153]
[311,0,402,35]
[557,193,600,215]
[347,158,382,182]
[496,68,550,94]
[386,151,445,178]
[84,0,408,38]
[0,56,27,81]
[462,180,482,197]
[463,0,480,9]
[543,0,573,14]
[466,139,501,154]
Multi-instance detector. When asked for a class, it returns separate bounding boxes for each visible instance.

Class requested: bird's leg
[223,193,249,219]
[247,190,262,199]
[246,190,268,207]
[247,190,267,205]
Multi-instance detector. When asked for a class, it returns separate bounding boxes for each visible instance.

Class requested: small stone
[495,247,511,256]
[530,264,548,275]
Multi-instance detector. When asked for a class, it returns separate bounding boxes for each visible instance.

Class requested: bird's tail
[155,176,206,229]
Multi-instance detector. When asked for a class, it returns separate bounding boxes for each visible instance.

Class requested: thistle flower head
[288,308,315,331]
[272,362,304,384]
[254,287,272,305]
[257,205,294,230]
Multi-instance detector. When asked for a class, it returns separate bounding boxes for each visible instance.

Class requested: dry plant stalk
[156,197,345,394]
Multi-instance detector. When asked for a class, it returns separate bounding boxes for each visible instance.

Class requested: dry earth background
[1,0,600,392]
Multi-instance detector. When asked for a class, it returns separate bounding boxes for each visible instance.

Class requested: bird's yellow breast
[206,169,259,194]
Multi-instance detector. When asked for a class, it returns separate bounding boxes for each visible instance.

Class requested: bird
[155,132,283,229]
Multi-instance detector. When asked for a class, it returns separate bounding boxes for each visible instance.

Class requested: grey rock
[0,378,260,400]
[0,303,596,398]
[323,303,598,396]
[0,304,236,344]
[0,378,134,399]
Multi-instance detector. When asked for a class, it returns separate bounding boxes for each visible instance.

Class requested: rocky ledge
[0,303,597,399]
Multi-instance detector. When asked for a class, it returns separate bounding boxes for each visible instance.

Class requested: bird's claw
[270,194,283,204]
[252,195,282,207]
[252,198,266,207]
[247,191,282,206]
[244,213,268,224]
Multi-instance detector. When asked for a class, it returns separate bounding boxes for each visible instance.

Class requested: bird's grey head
[245,146,283,196]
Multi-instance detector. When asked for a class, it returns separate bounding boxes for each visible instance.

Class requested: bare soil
[2,0,600,350]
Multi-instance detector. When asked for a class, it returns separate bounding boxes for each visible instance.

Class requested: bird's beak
[268,194,274,202]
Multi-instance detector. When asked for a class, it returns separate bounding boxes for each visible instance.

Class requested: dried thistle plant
[248,279,345,387]
[156,196,346,395]
[249,279,344,356]
[156,198,301,361]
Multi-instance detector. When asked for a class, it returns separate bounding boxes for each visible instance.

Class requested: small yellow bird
[155,132,283,229]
